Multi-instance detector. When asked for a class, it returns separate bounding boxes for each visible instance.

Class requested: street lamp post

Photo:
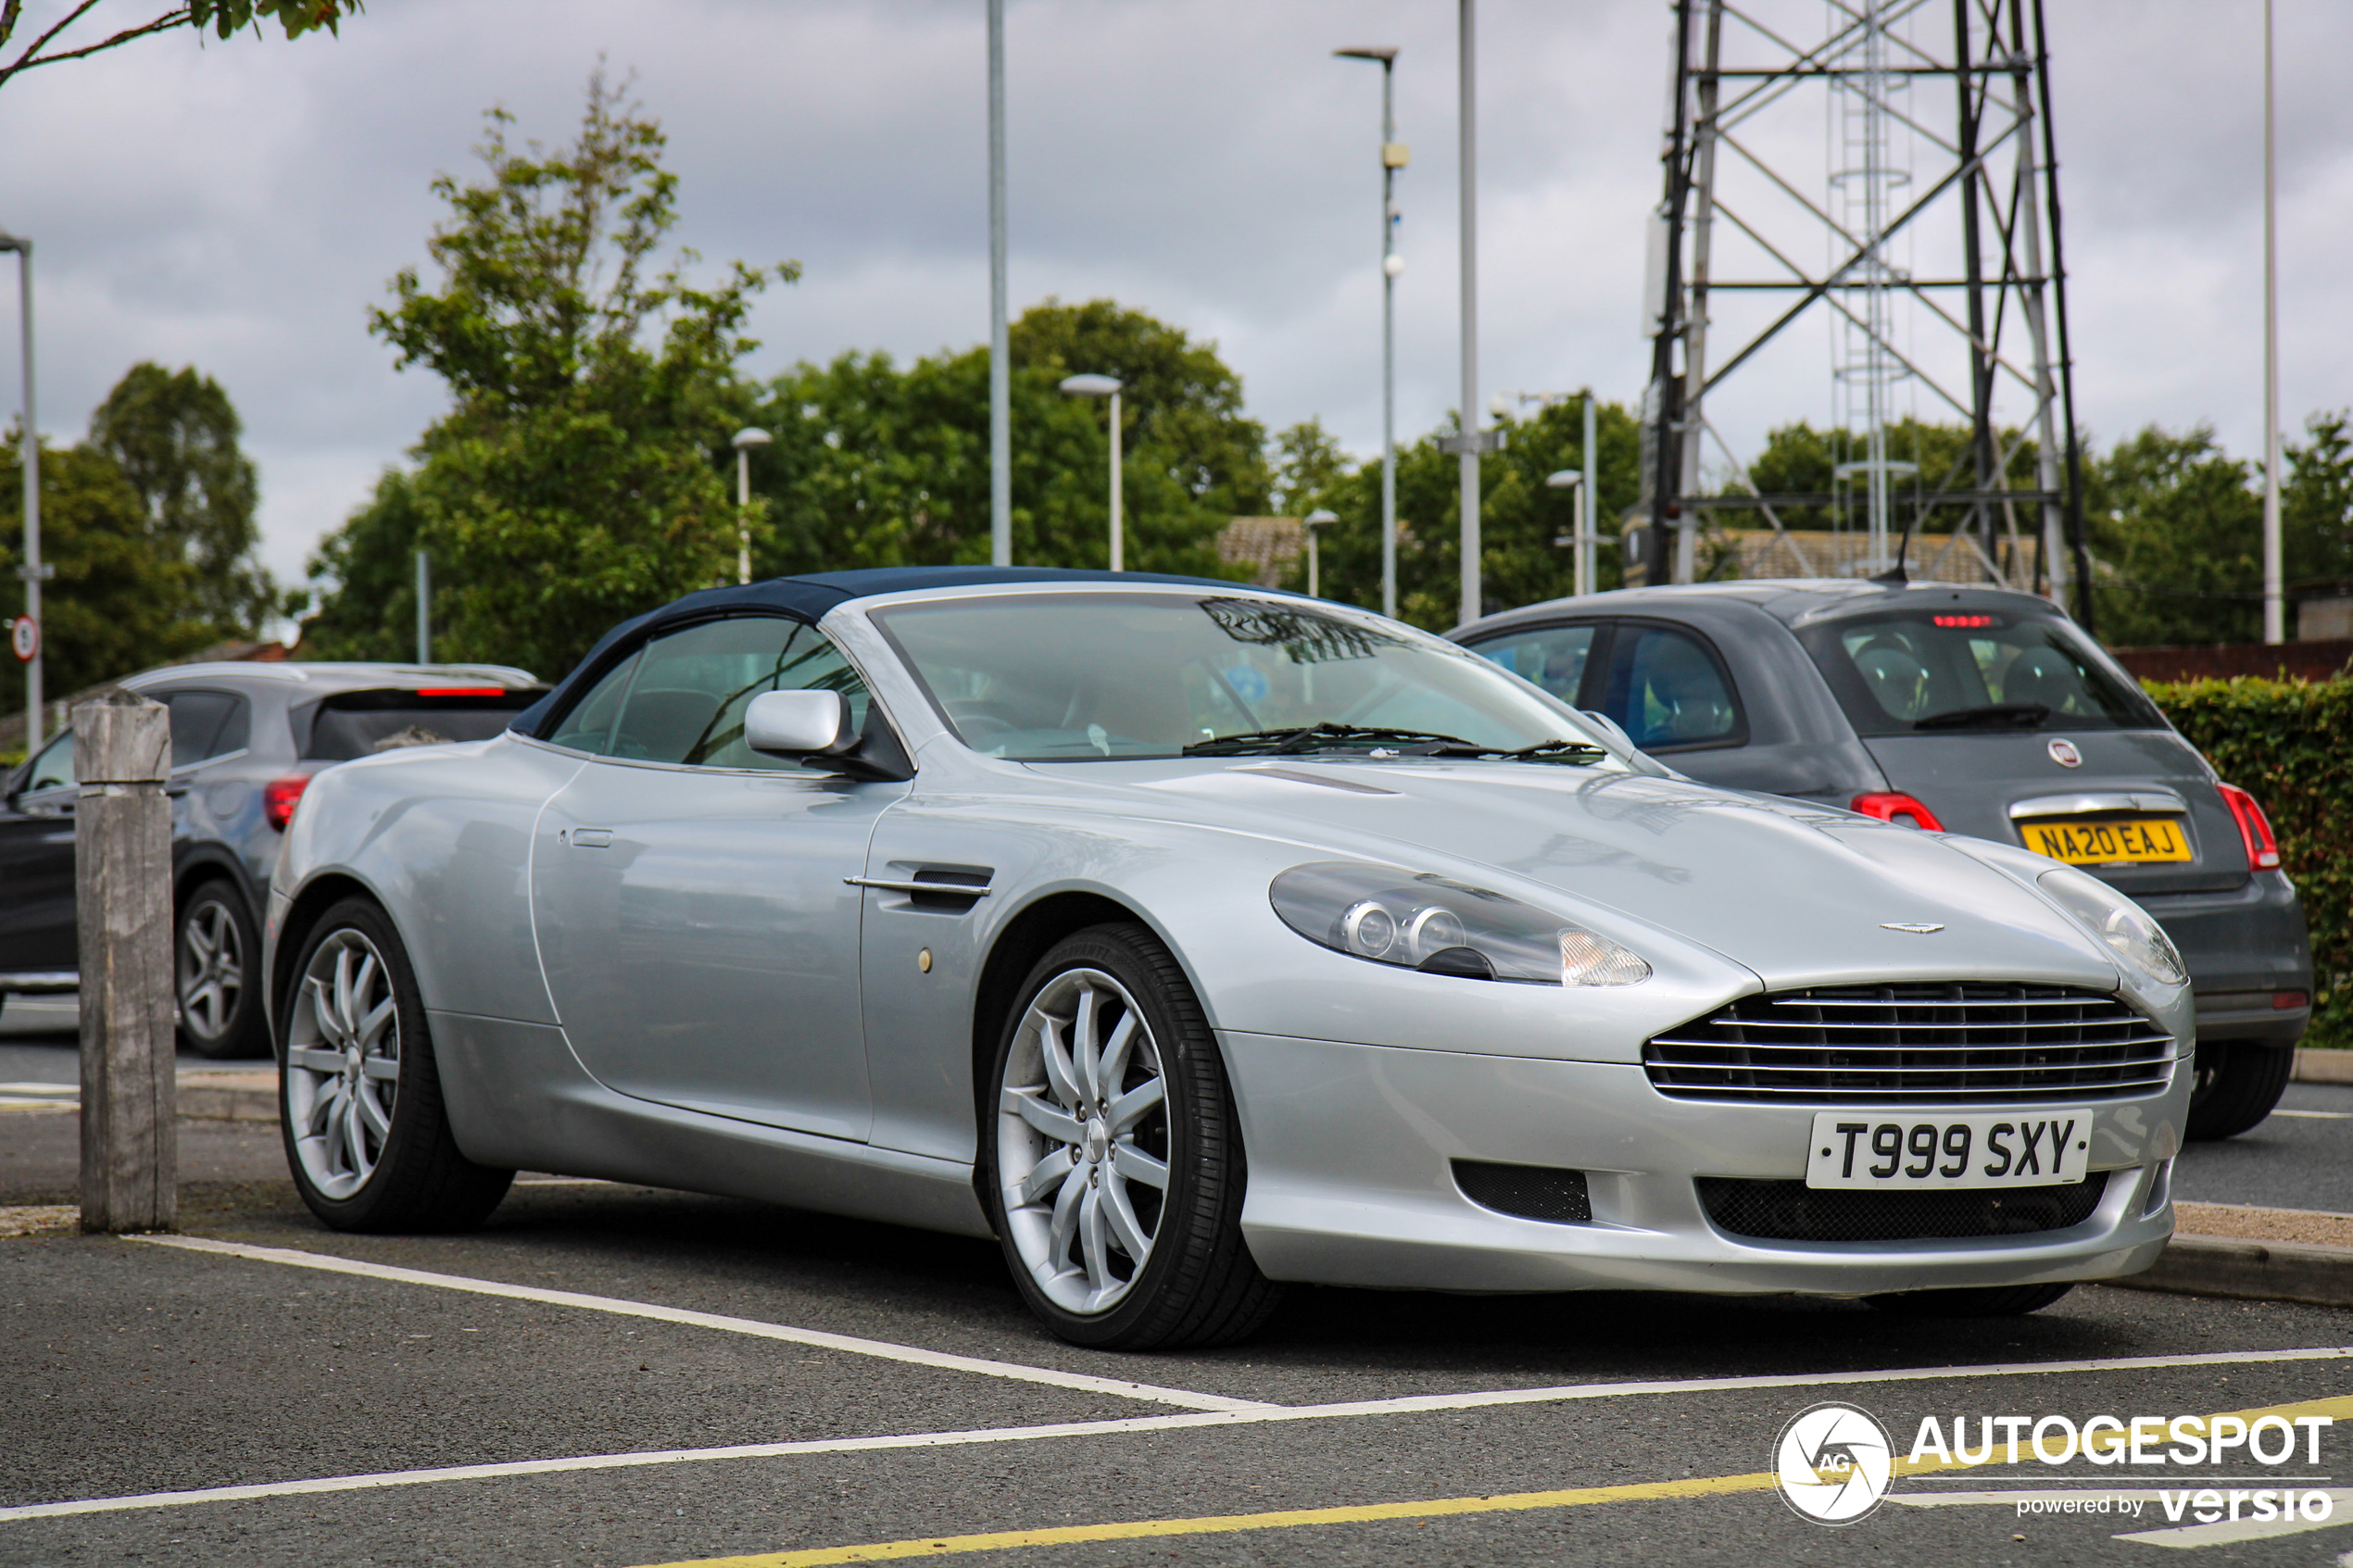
[988,0,1011,569]
[1302,508,1338,598]
[731,426,773,586]
[0,232,44,754]
[1334,45,1404,621]
[1544,471,1585,586]
[2262,0,2284,645]
[1059,375,1124,571]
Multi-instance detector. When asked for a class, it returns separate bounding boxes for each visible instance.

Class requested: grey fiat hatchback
[1453,579,2312,1140]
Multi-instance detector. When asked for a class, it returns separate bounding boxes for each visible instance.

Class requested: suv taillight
[1850,791,1945,832]
[2217,783,2282,871]
[264,774,313,832]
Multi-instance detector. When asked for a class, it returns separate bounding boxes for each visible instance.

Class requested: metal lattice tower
[1637,0,2095,628]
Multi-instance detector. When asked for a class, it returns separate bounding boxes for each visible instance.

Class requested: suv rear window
[1797,608,2161,735]
[298,688,544,761]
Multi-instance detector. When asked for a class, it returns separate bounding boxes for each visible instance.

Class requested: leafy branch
[0,0,360,94]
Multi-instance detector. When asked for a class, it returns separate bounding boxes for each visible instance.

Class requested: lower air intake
[1697,1174,2108,1243]
[1453,1160,1592,1224]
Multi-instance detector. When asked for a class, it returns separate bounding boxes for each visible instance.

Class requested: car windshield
[1796,608,2160,735]
[872,593,1615,762]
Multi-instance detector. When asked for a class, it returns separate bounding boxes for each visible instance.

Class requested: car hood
[1087,757,2126,993]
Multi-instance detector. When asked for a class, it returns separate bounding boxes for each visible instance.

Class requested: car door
[0,732,80,976]
[530,613,911,1142]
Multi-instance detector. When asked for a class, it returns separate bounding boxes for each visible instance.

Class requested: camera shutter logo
[1775,1401,1893,1524]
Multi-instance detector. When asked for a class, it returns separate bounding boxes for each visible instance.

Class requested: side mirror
[746,688,855,759]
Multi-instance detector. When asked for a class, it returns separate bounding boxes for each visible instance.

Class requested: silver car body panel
[269,579,2194,1297]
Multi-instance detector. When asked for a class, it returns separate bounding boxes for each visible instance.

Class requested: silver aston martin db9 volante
[264,568,2189,1348]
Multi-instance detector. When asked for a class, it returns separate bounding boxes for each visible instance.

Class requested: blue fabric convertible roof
[510,566,1279,738]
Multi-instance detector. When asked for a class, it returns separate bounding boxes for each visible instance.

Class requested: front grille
[1644,983,2174,1106]
[1698,1174,2108,1243]
[1453,1160,1592,1223]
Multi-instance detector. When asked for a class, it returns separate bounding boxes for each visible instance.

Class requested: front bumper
[2141,872,2312,1047]
[1224,1031,2183,1296]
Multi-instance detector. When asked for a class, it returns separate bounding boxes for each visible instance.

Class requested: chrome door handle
[563,828,614,848]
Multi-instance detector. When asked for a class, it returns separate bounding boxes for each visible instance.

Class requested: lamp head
[1333,46,1398,64]
[1303,508,1339,530]
[732,427,774,450]
[1545,470,1584,491]
[1059,373,1123,397]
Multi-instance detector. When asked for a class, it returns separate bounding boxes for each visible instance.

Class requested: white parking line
[2114,1490,2353,1548]
[132,1236,1269,1414]
[2271,1110,2352,1121]
[11,1329,2353,1524]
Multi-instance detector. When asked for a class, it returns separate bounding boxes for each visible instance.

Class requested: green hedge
[2145,676,2352,1047]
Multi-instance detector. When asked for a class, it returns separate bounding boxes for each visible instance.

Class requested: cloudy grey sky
[1,0,2347,597]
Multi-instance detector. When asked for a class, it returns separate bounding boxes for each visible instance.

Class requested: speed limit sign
[8,615,36,663]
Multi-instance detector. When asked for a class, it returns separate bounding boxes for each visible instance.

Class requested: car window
[1597,624,1743,750]
[547,651,641,754]
[161,690,246,768]
[1796,608,2160,735]
[585,617,873,770]
[23,730,73,793]
[874,593,1617,762]
[301,689,540,760]
[1466,624,1597,705]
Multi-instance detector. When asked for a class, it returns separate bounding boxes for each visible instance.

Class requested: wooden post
[76,688,176,1233]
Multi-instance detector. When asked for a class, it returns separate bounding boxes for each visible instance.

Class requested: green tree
[2086,423,2263,646]
[87,360,274,636]
[303,73,796,675]
[2285,410,2353,612]
[2,434,213,694]
[739,300,1265,582]
[0,0,361,94]
[295,467,422,660]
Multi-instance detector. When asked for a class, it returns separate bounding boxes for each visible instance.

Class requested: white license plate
[1805,1110,2095,1191]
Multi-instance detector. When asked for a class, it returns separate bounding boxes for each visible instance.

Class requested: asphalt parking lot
[11,1022,2353,1566]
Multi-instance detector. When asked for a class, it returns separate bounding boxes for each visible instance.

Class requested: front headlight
[1269,861,1651,985]
[2036,866,2187,985]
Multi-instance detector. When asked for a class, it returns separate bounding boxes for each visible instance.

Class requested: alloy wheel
[997,967,1171,1315]
[284,929,402,1199]
[176,897,245,1045]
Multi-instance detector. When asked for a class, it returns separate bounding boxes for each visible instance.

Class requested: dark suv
[1452,580,2312,1139]
[0,661,543,1057]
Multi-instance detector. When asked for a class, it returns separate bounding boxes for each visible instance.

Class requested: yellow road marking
[638,1392,2353,1567]
[634,1474,1780,1567]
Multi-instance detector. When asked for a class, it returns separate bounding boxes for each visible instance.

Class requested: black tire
[1864,1282,2074,1318]
[982,922,1282,1350]
[175,878,268,1060]
[2186,1040,2295,1141]
[278,897,512,1232]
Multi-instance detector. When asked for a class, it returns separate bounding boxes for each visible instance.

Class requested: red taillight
[264,774,313,832]
[2216,783,2282,871]
[414,686,504,697]
[1851,791,1946,832]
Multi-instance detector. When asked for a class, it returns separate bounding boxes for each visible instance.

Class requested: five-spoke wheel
[175,880,265,1059]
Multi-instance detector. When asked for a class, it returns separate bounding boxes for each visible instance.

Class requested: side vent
[845,864,994,913]
[1453,1160,1592,1224]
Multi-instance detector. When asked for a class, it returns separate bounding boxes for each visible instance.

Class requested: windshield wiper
[1912,701,2051,732]
[1184,723,1476,757]
[1182,723,1604,763]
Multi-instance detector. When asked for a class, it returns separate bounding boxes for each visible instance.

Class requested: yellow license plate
[2020,817,2192,865]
